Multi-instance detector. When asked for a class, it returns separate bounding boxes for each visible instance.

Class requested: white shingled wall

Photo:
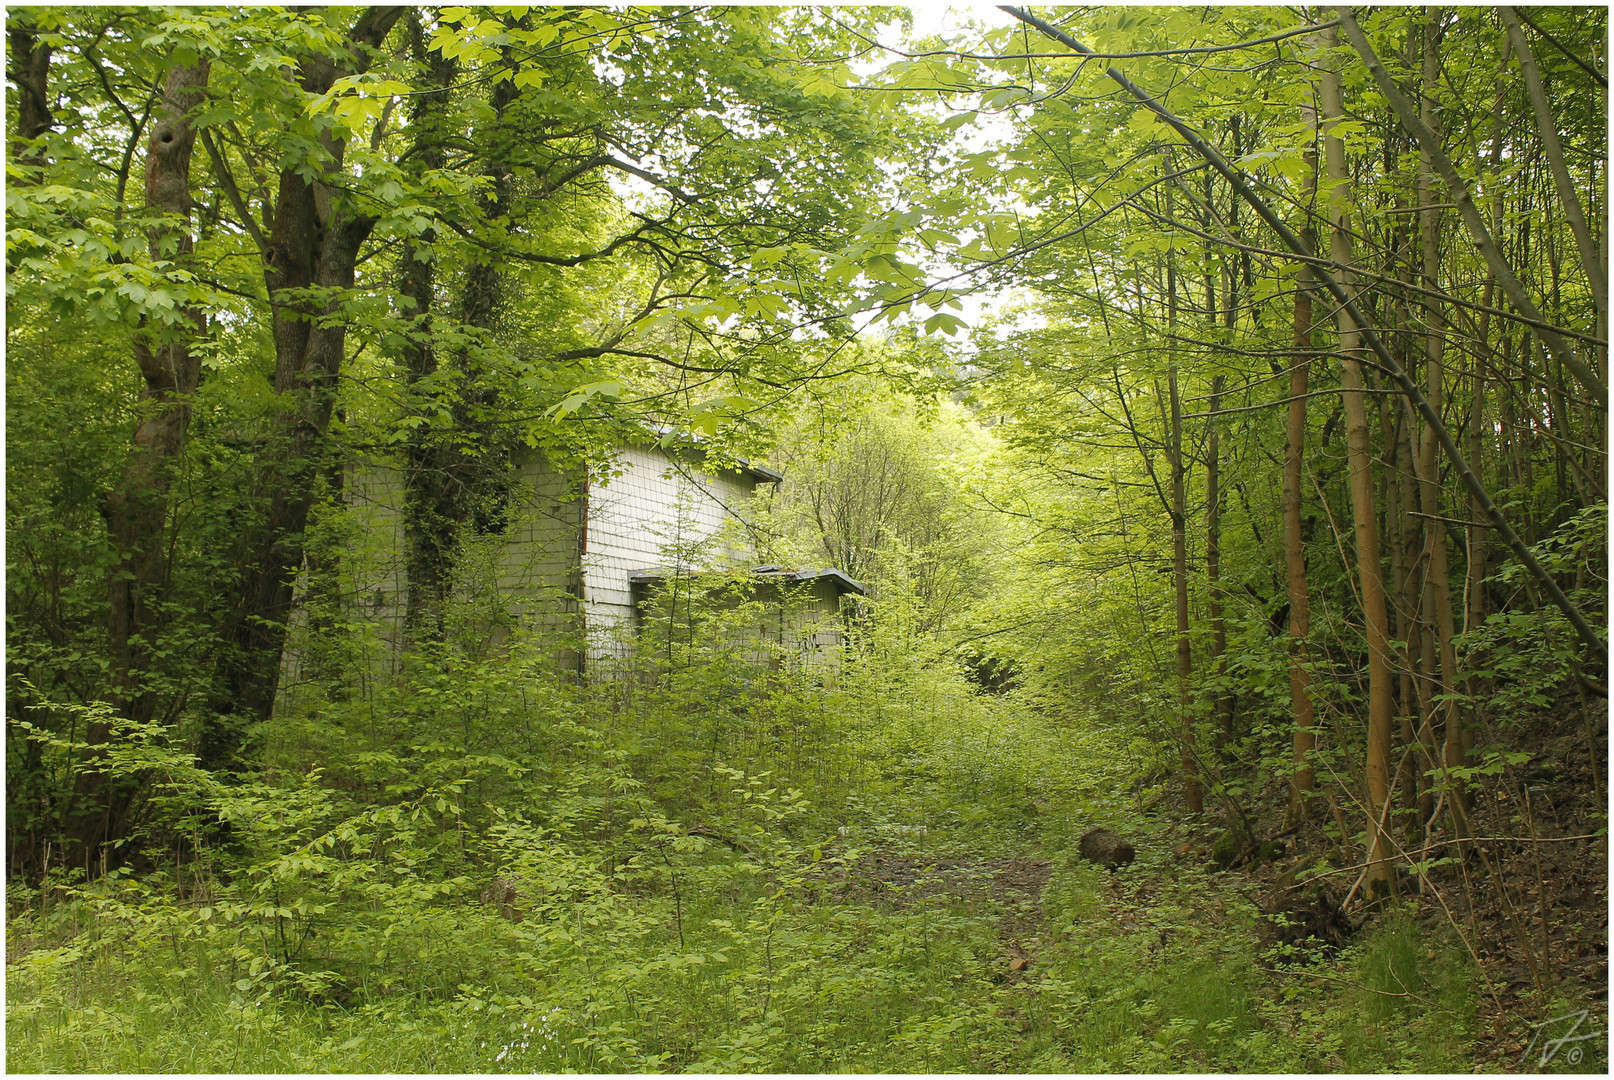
[581,444,762,654]
[344,459,410,656]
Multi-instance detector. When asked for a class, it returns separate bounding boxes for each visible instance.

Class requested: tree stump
[1265,888,1353,957]
[1078,827,1136,868]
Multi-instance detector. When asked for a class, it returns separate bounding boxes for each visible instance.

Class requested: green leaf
[547,380,624,420]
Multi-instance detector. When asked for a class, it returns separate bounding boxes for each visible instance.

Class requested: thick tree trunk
[204,8,404,771]
[7,12,53,167]
[399,16,460,638]
[402,42,519,642]
[1321,39,1397,900]
[213,211,378,756]
[73,57,210,866]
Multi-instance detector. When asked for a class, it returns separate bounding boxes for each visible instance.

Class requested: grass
[8,816,1485,1073]
[5,661,1488,1073]
[7,871,1001,1071]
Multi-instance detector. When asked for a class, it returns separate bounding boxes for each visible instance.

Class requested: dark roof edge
[752,565,867,596]
[628,565,867,596]
[742,461,784,484]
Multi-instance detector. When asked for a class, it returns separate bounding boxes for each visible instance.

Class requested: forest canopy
[6,5,1607,1072]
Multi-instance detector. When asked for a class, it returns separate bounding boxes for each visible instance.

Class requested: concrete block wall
[344,459,411,657]
[342,453,587,636]
[629,573,851,678]
[502,453,587,635]
[749,577,849,668]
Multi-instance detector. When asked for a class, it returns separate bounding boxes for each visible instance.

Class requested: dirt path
[828,854,1053,979]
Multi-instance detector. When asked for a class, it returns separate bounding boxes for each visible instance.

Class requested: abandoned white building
[334,433,865,673]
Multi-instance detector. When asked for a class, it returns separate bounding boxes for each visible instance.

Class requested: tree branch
[1001,2,1607,662]
[199,128,269,256]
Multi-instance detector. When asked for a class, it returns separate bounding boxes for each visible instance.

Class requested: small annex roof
[740,460,784,484]
[750,565,867,596]
[627,564,867,597]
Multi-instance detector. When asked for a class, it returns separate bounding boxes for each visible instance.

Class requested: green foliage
[1332,908,1478,1069]
[7,528,1487,1072]
[1460,503,1608,713]
[7,619,1479,1073]
[9,5,1593,1073]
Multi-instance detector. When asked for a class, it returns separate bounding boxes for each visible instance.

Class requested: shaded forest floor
[1180,681,1610,1073]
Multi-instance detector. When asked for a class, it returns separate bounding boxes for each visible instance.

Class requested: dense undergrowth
[7,602,1482,1073]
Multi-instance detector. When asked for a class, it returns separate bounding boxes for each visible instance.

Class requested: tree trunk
[1169,355,1200,814]
[1004,2,1606,663]
[1321,35,1397,900]
[1416,10,1469,837]
[402,34,520,643]
[1339,6,1606,405]
[1382,367,1428,832]
[399,15,460,639]
[205,7,404,771]
[1284,255,1319,825]
[74,56,210,866]
[1206,375,1231,744]
[1284,79,1322,827]
[1498,6,1606,319]
[1466,296,1491,764]
[1201,169,1232,748]
[1157,172,1201,815]
[7,11,53,168]
[1461,74,1510,790]
[1162,187,1201,813]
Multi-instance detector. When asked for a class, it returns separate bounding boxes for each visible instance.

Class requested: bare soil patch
[824,854,1052,979]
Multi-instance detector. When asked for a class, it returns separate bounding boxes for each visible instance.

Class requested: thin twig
[1259,965,1442,1009]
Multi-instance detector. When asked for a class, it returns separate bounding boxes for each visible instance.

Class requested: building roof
[750,565,867,596]
[628,565,867,597]
[739,460,784,484]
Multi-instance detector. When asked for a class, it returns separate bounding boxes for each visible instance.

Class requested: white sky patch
[873,5,1022,57]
